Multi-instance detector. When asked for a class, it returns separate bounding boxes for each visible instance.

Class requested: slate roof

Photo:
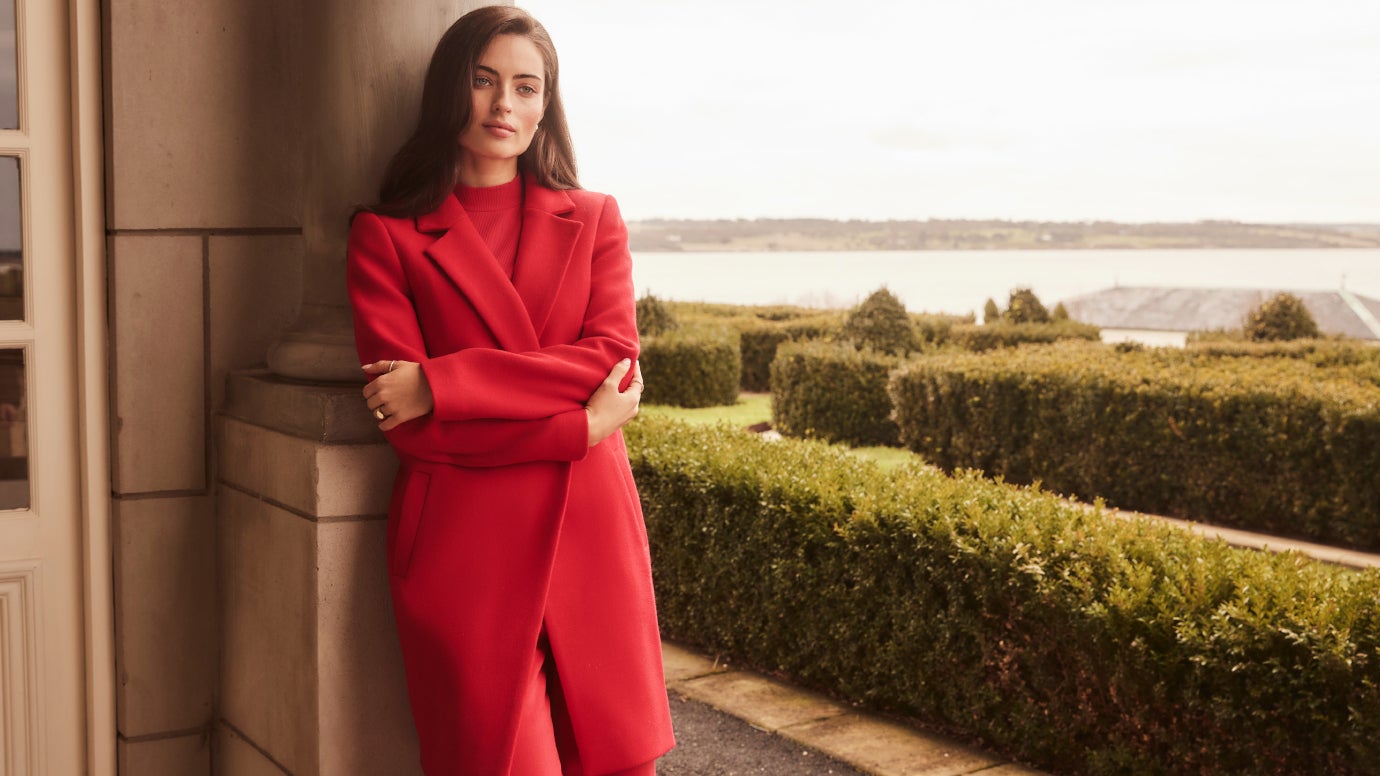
[1060,287,1380,341]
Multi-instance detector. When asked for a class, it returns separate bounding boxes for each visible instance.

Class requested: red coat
[346,175,674,775]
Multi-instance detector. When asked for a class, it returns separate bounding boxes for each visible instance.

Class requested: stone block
[118,732,211,776]
[779,713,1004,776]
[217,415,395,517]
[216,723,288,776]
[114,496,216,736]
[110,235,205,494]
[223,370,380,444]
[317,519,422,775]
[106,0,301,228]
[675,671,846,732]
[662,641,731,684]
[208,236,302,411]
[219,486,317,776]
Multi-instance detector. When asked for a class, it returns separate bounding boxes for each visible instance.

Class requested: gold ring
[373,408,386,421]
[388,360,397,373]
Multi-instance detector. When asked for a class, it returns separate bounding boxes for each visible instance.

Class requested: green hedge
[949,320,1101,352]
[889,341,1380,549]
[627,418,1380,775]
[639,326,741,408]
[738,314,845,392]
[770,340,902,446]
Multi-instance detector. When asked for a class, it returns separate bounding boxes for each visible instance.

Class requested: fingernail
[621,358,631,365]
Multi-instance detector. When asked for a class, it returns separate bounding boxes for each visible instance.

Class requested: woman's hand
[585,359,643,447]
[362,360,435,431]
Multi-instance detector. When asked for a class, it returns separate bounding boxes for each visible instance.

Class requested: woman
[346,6,675,774]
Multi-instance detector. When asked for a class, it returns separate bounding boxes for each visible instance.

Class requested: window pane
[0,156,18,320]
[0,0,13,130]
[0,347,26,510]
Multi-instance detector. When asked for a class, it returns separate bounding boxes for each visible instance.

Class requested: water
[630,249,1380,318]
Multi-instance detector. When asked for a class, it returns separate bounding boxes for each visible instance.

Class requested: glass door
[0,0,89,772]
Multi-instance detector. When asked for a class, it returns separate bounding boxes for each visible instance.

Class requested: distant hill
[627,219,1380,252]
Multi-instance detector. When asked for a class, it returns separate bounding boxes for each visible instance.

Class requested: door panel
[0,0,87,772]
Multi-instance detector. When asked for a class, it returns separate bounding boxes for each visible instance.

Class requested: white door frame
[70,0,113,767]
[70,0,116,772]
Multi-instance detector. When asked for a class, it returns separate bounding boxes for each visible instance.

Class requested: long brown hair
[372,6,578,218]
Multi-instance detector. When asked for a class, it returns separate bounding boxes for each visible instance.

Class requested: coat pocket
[391,470,431,578]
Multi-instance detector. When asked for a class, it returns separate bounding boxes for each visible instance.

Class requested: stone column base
[216,369,421,775]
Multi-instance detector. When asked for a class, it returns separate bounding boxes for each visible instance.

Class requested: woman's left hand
[362,360,434,431]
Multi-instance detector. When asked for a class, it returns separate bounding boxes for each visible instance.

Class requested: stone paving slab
[673,670,849,732]
[662,641,1051,776]
[778,713,1004,776]
[662,642,731,683]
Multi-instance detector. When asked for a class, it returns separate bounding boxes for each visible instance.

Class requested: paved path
[659,691,866,775]
[657,642,1048,776]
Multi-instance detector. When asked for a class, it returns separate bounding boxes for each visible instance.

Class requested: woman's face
[458,34,547,182]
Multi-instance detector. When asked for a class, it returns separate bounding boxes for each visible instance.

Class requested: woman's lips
[483,121,515,138]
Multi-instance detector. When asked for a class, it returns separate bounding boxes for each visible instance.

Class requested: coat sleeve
[347,210,590,467]
[421,194,640,422]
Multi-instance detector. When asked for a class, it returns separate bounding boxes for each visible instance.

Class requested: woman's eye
[473,76,491,87]
[518,84,539,96]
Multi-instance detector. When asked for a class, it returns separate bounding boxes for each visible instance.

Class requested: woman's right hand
[585,359,643,446]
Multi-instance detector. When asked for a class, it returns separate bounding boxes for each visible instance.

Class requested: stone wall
[106,1,303,772]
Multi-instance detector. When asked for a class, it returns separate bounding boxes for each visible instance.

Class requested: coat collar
[417,173,584,351]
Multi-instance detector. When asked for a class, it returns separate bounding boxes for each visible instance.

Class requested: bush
[1003,287,1051,324]
[842,287,916,355]
[1245,292,1321,342]
[738,312,846,393]
[770,340,902,446]
[983,297,1001,324]
[627,417,1380,775]
[639,326,741,407]
[889,341,1380,549]
[949,320,1101,351]
[636,292,678,337]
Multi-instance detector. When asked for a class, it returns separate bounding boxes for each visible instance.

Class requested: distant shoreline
[627,219,1380,252]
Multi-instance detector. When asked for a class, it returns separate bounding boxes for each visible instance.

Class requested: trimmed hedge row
[638,326,741,407]
[738,314,844,391]
[889,341,1380,549]
[949,320,1102,351]
[770,340,901,446]
[627,417,1380,775]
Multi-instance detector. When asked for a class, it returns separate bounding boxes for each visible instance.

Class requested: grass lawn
[638,392,927,471]
[639,392,772,428]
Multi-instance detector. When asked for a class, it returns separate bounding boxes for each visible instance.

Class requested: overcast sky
[521,0,1380,224]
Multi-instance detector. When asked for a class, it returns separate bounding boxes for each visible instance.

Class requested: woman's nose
[491,89,511,114]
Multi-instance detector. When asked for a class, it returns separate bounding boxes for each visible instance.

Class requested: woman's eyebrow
[476,64,543,81]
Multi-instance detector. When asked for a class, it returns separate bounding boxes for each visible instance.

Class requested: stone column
[218,2,492,773]
[266,0,480,381]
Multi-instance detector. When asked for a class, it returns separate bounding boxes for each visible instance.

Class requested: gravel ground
[656,691,867,776]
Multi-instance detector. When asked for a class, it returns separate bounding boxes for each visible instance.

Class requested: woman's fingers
[605,358,632,387]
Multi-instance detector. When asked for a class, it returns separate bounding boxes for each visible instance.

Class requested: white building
[1061,286,1380,347]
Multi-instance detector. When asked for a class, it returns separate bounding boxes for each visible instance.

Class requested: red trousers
[508,630,658,776]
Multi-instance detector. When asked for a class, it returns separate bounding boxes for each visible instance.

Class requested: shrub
[983,297,1001,324]
[889,341,1380,549]
[949,320,1101,352]
[639,326,741,407]
[635,292,678,337]
[842,287,916,355]
[770,340,901,446]
[1003,287,1051,324]
[1245,292,1321,342]
[735,312,845,393]
[627,417,1380,775]
[1052,301,1070,321]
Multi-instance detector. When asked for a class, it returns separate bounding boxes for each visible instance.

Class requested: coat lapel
[512,178,583,342]
[418,193,541,353]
